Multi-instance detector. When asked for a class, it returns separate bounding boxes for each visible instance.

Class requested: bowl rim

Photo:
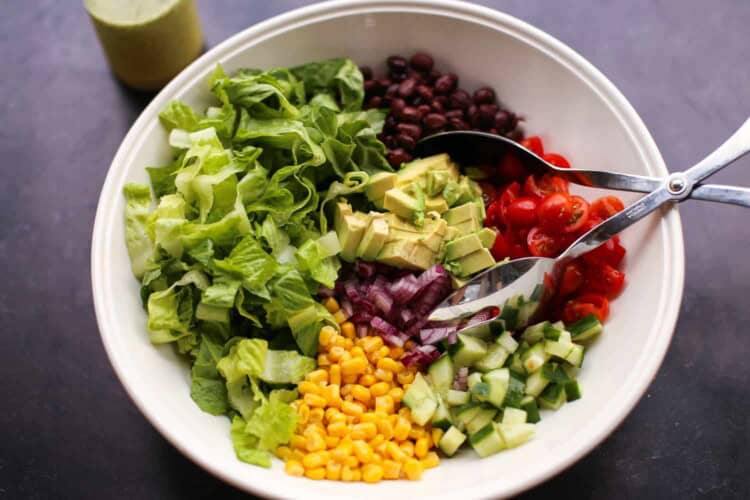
[91,0,685,497]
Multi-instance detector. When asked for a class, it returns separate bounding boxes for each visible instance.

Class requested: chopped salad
[123,53,626,482]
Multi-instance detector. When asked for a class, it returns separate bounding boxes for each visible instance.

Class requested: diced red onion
[357,325,369,338]
[341,299,354,318]
[368,287,394,317]
[390,274,421,304]
[419,325,458,345]
[402,345,440,368]
[467,307,493,327]
[344,280,361,302]
[355,260,376,279]
[452,366,469,390]
[447,331,457,344]
[318,286,336,298]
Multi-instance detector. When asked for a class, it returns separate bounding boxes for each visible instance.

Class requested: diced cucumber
[522,321,550,344]
[521,343,547,373]
[497,331,519,354]
[475,343,510,372]
[501,407,527,424]
[467,372,483,392]
[502,372,526,408]
[428,354,454,396]
[562,364,580,380]
[446,389,470,407]
[462,318,504,341]
[402,373,438,425]
[541,362,572,384]
[499,305,519,331]
[431,395,453,430]
[439,426,466,456]
[543,322,564,341]
[564,381,583,402]
[506,351,525,376]
[466,407,498,435]
[454,403,482,427]
[538,383,567,410]
[544,340,575,360]
[449,333,488,368]
[520,396,541,423]
[471,381,491,402]
[558,329,572,343]
[524,369,550,397]
[568,314,603,342]
[496,423,535,449]
[565,343,585,368]
[482,368,510,408]
[469,423,506,457]
[516,301,539,328]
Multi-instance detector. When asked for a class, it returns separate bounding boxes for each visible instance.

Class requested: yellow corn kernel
[325,435,340,448]
[340,383,352,396]
[324,407,338,422]
[350,384,371,404]
[318,326,336,347]
[398,407,411,418]
[342,373,359,385]
[297,404,310,424]
[304,467,326,480]
[375,395,394,414]
[351,346,366,359]
[403,458,424,480]
[422,451,440,469]
[344,455,360,468]
[323,298,340,313]
[333,335,348,349]
[376,419,394,440]
[328,364,342,386]
[298,381,321,395]
[388,387,404,403]
[333,310,349,324]
[302,451,327,469]
[291,449,305,462]
[389,346,404,359]
[396,370,414,385]
[374,368,394,382]
[330,412,347,424]
[342,401,364,417]
[343,338,354,349]
[309,408,325,424]
[386,441,409,463]
[431,428,444,446]
[408,426,426,440]
[362,463,384,483]
[321,384,340,405]
[382,459,402,479]
[317,353,331,367]
[305,433,326,452]
[359,374,377,387]
[372,452,383,464]
[400,441,415,457]
[369,381,390,397]
[362,336,384,353]
[369,434,385,449]
[393,416,411,441]
[275,446,292,460]
[351,422,377,440]
[329,346,346,362]
[377,358,403,374]
[285,459,304,477]
[326,461,342,480]
[332,440,353,462]
[375,441,388,457]
[303,393,327,409]
[353,440,374,464]
[360,412,378,424]
[341,357,367,376]
[327,421,348,437]
[340,466,355,482]
[290,435,307,450]
[344,394,354,403]
[341,321,356,339]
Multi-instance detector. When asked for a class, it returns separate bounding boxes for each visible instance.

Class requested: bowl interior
[92,3,683,498]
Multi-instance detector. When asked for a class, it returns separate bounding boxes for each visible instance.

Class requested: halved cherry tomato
[497,153,528,181]
[584,263,626,297]
[479,181,498,206]
[563,195,590,233]
[485,200,502,227]
[523,173,569,199]
[490,229,510,260]
[590,195,625,220]
[520,136,544,156]
[537,193,573,232]
[582,236,626,267]
[543,153,571,168]
[559,260,585,297]
[527,226,563,257]
[504,228,530,259]
[497,182,521,226]
[506,196,539,227]
[562,293,610,323]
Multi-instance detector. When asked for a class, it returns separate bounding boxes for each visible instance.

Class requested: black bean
[434,74,458,94]
[449,117,469,131]
[398,78,417,98]
[424,113,447,129]
[445,109,464,120]
[388,148,412,167]
[364,79,380,96]
[416,85,434,101]
[448,89,471,110]
[467,104,480,128]
[390,97,406,115]
[369,96,383,108]
[427,70,441,85]
[390,71,407,83]
[384,115,398,132]
[387,55,408,72]
[384,83,399,99]
[396,133,417,149]
[417,104,431,116]
[400,106,422,123]
[410,53,434,72]
[396,123,422,140]
[478,104,499,128]
[430,99,444,113]
[493,110,511,131]
[473,86,496,104]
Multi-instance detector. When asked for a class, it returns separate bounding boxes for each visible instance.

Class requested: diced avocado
[476,227,497,248]
[396,154,451,187]
[439,425,466,456]
[384,212,420,233]
[337,213,369,262]
[452,218,480,236]
[454,177,483,206]
[451,248,495,277]
[383,188,420,222]
[402,373,438,425]
[366,172,399,201]
[425,196,450,214]
[371,197,385,210]
[334,200,353,232]
[450,273,470,290]
[425,169,450,197]
[356,215,389,261]
[444,202,481,225]
[444,233,485,261]
[377,240,435,270]
[496,422,535,449]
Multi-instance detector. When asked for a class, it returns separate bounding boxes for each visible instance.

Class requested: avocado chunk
[452,248,495,277]
[444,233,485,261]
[334,200,354,232]
[377,240,435,270]
[452,217,480,236]
[357,215,389,261]
[337,213,369,262]
[425,196,450,214]
[425,169,450,197]
[366,172,399,201]
[444,201,482,226]
[383,188,420,222]
[476,227,497,249]
[396,154,452,187]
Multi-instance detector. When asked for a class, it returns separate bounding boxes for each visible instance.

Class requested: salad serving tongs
[421,117,750,331]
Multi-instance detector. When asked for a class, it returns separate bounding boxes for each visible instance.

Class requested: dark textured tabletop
[2,1,749,499]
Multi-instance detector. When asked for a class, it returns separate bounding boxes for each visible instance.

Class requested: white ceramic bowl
[91,1,685,497]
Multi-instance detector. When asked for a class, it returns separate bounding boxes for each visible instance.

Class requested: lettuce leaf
[123,184,154,279]
[260,350,316,385]
[146,270,209,344]
[290,58,364,111]
[295,232,341,289]
[213,235,277,299]
[190,333,229,415]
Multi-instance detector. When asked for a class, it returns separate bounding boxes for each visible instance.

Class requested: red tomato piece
[527,226,564,257]
[559,260,585,297]
[590,195,625,220]
[582,236,626,267]
[563,195,590,233]
[504,229,530,259]
[490,229,510,260]
[543,153,571,168]
[562,293,610,323]
[506,196,539,228]
[537,193,573,233]
[520,136,544,156]
[479,181,498,206]
[497,153,528,182]
[523,173,569,199]
[497,182,521,227]
[584,263,626,297]
[485,200,502,227]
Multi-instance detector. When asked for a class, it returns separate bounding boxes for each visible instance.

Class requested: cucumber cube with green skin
[506,351,526,376]
[402,373,437,425]
[538,383,567,410]
[522,321,550,344]
[502,372,526,408]
[454,403,482,427]
[467,372,483,392]
[431,395,453,430]
[565,344,585,368]
[428,354,454,396]
[475,343,510,372]
[525,369,550,397]
[466,407,498,435]
[499,305,519,330]
[501,407,528,425]
[469,423,506,457]
[439,426,467,456]
[482,368,510,408]
[497,331,519,354]
[496,423,535,449]
[446,389,470,407]
[449,333,488,368]
[568,313,603,342]
[564,381,583,401]
[520,397,541,423]
[522,343,547,373]
[544,340,576,360]
[541,362,572,384]
[471,381,491,402]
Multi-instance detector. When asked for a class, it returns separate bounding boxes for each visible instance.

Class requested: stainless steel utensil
[427,117,750,331]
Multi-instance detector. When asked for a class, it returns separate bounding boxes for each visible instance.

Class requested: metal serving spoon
[426,117,750,330]
[416,130,750,208]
